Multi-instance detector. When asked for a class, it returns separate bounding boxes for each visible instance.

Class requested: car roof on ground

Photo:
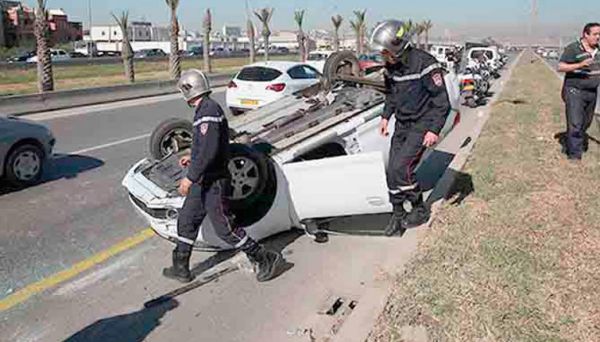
[243,61,306,71]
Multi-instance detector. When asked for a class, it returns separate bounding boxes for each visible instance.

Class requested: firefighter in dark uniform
[370,20,451,236]
[162,69,283,283]
[558,23,600,160]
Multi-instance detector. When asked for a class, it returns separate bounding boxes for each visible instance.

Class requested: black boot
[402,201,431,229]
[384,207,407,237]
[162,249,193,283]
[246,246,283,282]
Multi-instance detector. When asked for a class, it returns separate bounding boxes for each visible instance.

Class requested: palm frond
[331,14,343,28]
[294,10,305,28]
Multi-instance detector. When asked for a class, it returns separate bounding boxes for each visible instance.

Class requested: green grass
[0,54,299,96]
[368,51,600,342]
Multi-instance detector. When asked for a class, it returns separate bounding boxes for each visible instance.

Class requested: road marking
[65,133,151,155]
[27,86,227,122]
[0,228,154,312]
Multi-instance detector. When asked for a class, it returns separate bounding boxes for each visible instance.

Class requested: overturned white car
[122,52,461,251]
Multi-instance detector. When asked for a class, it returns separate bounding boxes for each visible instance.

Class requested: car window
[288,65,320,80]
[308,53,324,61]
[237,67,282,81]
[485,51,494,60]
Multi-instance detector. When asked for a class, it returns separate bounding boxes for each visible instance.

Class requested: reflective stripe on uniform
[392,63,442,83]
[233,235,249,249]
[193,116,223,126]
[388,183,418,194]
[176,235,196,246]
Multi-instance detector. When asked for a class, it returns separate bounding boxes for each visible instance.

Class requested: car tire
[227,143,277,227]
[322,50,361,90]
[149,118,193,160]
[4,143,45,187]
[466,96,477,108]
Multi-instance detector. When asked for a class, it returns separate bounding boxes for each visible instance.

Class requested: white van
[429,45,454,64]
[467,47,500,70]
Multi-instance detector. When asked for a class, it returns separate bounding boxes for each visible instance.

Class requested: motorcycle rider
[371,20,451,236]
[163,69,283,283]
[558,23,600,160]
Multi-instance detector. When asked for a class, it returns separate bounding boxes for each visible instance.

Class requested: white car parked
[27,49,71,63]
[225,61,322,116]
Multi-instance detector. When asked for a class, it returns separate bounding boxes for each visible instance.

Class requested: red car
[358,54,385,74]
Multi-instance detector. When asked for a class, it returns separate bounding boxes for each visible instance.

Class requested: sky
[21,0,600,41]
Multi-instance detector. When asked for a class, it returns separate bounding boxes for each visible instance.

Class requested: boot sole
[162,269,194,283]
[257,253,283,283]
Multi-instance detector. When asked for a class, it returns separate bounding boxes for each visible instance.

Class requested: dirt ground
[367,51,600,342]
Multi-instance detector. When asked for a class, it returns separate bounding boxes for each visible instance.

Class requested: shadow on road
[63,299,178,342]
[188,230,302,278]
[0,154,103,196]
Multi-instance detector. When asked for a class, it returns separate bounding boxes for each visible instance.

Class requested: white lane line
[28,86,227,122]
[65,133,151,155]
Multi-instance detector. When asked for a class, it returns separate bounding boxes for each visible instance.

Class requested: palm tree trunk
[123,43,135,83]
[263,34,269,61]
[247,20,256,64]
[169,9,181,79]
[298,31,305,62]
[333,28,340,51]
[425,30,429,49]
[203,31,211,72]
[34,4,53,92]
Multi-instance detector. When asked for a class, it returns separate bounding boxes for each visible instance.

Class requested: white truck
[74,40,187,57]
[121,52,461,251]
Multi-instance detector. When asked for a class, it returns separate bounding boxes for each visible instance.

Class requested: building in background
[47,9,82,44]
[222,25,242,38]
[2,1,34,48]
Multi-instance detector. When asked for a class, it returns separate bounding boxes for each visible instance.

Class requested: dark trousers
[176,179,254,253]
[563,86,597,158]
[387,120,426,209]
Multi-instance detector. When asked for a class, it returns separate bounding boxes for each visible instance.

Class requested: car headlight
[166,208,179,220]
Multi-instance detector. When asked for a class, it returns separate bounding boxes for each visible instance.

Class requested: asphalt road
[0,91,226,296]
[0,53,520,341]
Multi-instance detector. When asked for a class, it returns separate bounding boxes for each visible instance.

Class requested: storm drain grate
[318,295,359,335]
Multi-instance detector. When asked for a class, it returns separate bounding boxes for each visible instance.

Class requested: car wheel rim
[228,157,260,200]
[13,151,41,181]
[160,129,192,156]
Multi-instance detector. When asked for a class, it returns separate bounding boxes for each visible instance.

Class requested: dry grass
[0,55,298,96]
[368,51,600,342]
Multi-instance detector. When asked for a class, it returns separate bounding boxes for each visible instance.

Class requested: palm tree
[202,9,212,73]
[247,19,256,63]
[294,10,306,62]
[34,0,53,92]
[111,11,135,83]
[350,10,367,55]
[254,8,274,61]
[165,0,181,79]
[331,15,343,52]
[422,20,433,49]
[414,23,425,49]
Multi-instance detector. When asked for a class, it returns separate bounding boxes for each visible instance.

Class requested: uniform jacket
[186,97,230,184]
[382,47,451,134]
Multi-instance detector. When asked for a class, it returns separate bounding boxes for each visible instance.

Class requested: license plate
[241,99,258,106]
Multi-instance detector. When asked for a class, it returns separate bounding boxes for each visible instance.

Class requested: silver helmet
[370,20,414,57]
[177,69,211,102]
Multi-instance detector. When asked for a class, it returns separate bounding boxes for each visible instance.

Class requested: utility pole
[88,0,93,57]
[529,0,538,48]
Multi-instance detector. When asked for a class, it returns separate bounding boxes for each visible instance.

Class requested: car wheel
[466,96,477,108]
[227,143,277,227]
[322,51,361,90]
[5,143,45,187]
[149,118,193,160]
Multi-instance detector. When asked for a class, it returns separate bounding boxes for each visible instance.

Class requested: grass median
[0,55,298,96]
[368,51,600,341]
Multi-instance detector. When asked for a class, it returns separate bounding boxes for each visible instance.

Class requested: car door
[281,151,392,221]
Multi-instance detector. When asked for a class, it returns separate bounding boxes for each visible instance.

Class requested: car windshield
[237,67,282,82]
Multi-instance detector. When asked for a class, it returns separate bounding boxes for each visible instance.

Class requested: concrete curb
[333,51,525,342]
[0,73,234,117]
